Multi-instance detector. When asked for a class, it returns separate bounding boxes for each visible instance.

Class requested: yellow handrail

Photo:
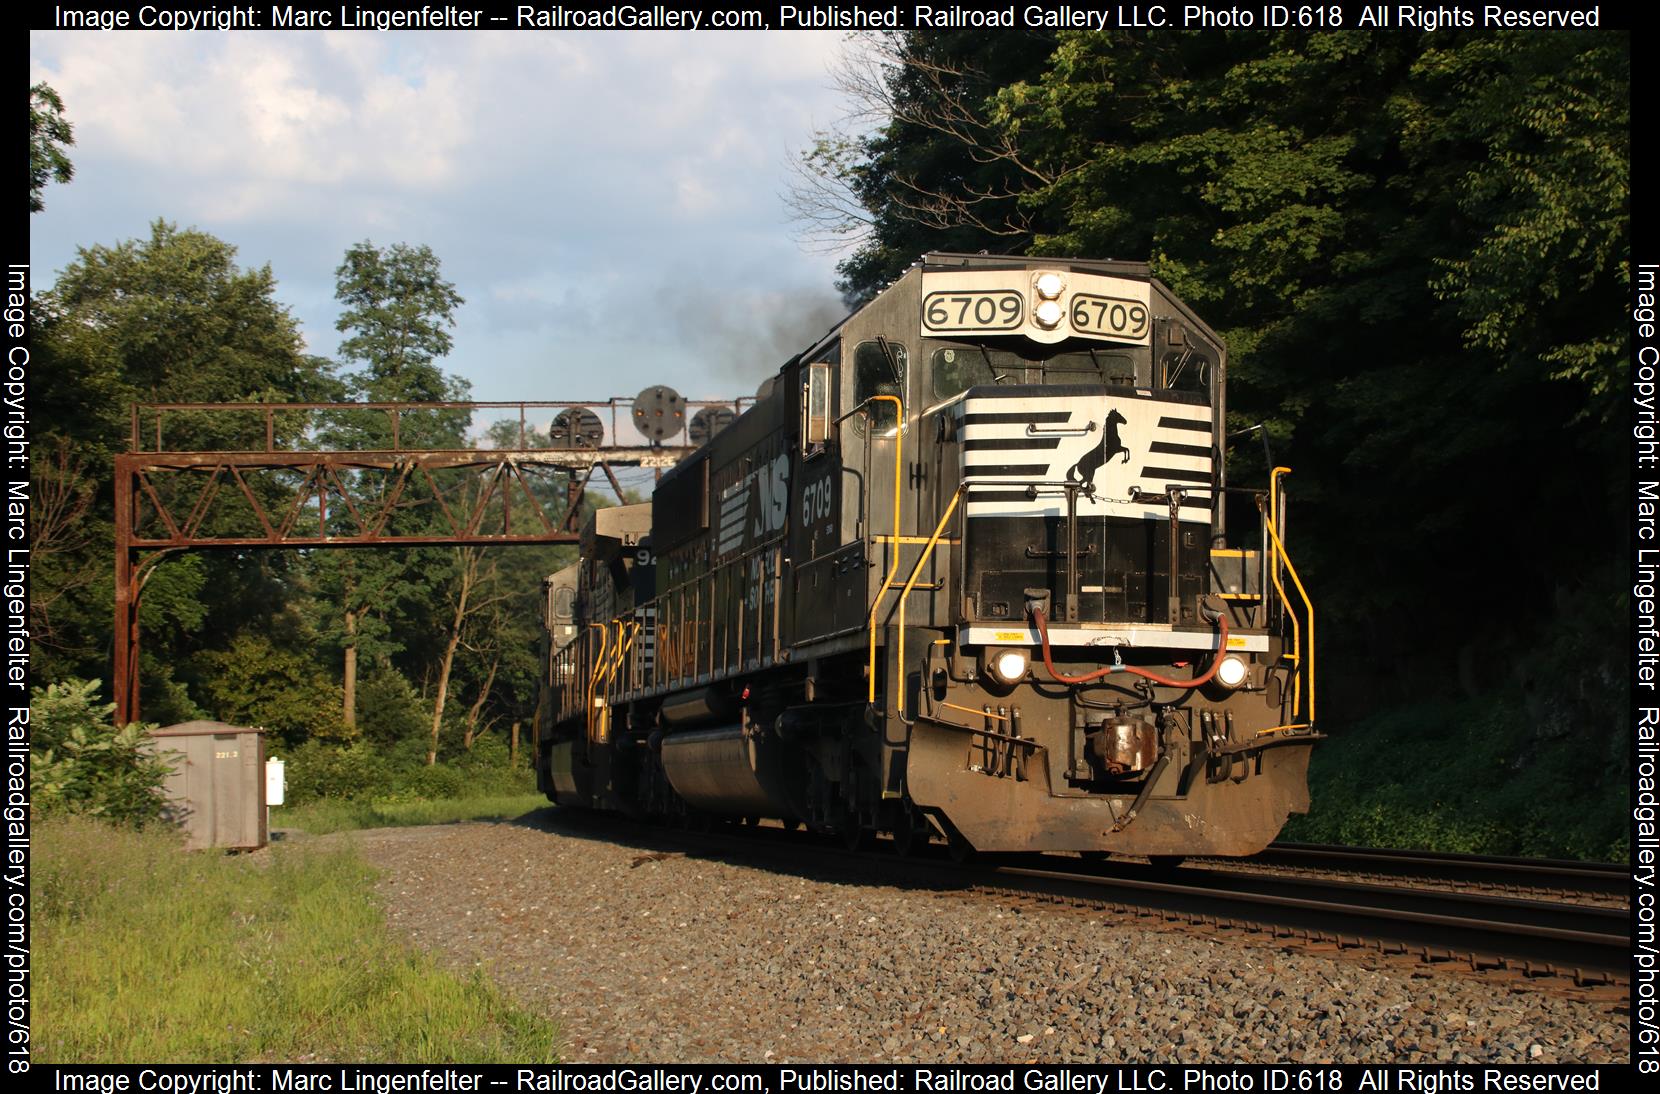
[1265,467,1316,725]
[609,620,639,692]
[864,393,905,703]
[1262,507,1301,716]
[893,485,965,720]
[583,622,609,742]
[595,619,640,741]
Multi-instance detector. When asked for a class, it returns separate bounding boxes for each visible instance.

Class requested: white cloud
[672,172,720,216]
[36,39,452,227]
[29,29,855,403]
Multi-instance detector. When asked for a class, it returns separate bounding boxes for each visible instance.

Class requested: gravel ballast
[340,815,1628,1065]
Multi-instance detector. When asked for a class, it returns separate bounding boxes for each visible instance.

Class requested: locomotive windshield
[852,340,908,433]
[929,342,1143,401]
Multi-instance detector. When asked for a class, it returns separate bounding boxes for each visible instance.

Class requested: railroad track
[1214,841,1631,902]
[528,810,1632,993]
[976,857,1629,991]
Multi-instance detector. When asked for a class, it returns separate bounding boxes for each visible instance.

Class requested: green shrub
[395,763,467,801]
[30,679,172,828]
[355,668,429,746]
[1284,697,1627,860]
[458,729,512,769]
[385,732,433,770]
[280,731,539,808]
[197,634,348,748]
[281,740,394,803]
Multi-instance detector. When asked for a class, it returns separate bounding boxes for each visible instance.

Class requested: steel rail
[522,809,1630,988]
[1245,841,1630,898]
[977,859,1629,986]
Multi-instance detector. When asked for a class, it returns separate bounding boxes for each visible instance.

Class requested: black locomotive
[535,253,1319,857]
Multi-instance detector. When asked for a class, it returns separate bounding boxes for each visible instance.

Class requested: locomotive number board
[919,268,1154,346]
[1069,293,1150,341]
[923,290,1023,333]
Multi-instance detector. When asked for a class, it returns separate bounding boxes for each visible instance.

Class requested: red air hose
[1030,605,1229,689]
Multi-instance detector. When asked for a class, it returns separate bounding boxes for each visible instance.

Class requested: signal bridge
[113,392,744,723]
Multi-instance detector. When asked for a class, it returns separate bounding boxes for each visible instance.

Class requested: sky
[28,29,859,444]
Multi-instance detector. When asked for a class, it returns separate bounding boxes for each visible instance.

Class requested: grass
[34,815,558,1063]
[273,791,549,835]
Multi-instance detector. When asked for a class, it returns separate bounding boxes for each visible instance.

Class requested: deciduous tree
[29,82,74,213]
[315,241,470,728]
[33,222,337,713]
[334,240,467,408]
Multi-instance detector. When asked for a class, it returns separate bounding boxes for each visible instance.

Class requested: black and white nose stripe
[957,394,1213,520]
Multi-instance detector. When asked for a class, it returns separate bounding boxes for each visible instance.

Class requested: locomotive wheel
[890,821,920,857]
[1147,855,1186,871]
[841,818,870,852]
[946,827,976,865]
[890,803,928,857]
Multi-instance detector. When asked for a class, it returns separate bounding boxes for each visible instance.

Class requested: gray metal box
[147,721,268,851]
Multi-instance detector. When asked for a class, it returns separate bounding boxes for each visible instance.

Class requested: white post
[265,758,285,836]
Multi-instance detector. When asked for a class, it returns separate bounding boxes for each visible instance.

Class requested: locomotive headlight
[983,647,1030,686]
[1215,654,1249,690]
[1034,271,1066,299]
[1033,299,1064,329]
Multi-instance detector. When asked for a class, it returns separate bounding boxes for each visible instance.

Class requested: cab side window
[931,347,995,401]
[801,339,839,455]
[1161,349,1211,396]
[802,363,833,453]
[853,340,907,433]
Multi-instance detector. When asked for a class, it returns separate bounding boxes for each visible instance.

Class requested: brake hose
[1029,604,1229,689]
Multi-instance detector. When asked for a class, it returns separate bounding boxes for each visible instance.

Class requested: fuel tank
[659,726,784,816]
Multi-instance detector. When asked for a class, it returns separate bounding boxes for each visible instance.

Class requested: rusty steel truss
[113,399,743,723]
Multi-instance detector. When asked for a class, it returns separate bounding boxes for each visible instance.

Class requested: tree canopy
[800,28,1628,709]
[335,240,467,403]
[32,222,341,696]
[37,220,336,460]
[29,82,74,213]
[33,222,554,769]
